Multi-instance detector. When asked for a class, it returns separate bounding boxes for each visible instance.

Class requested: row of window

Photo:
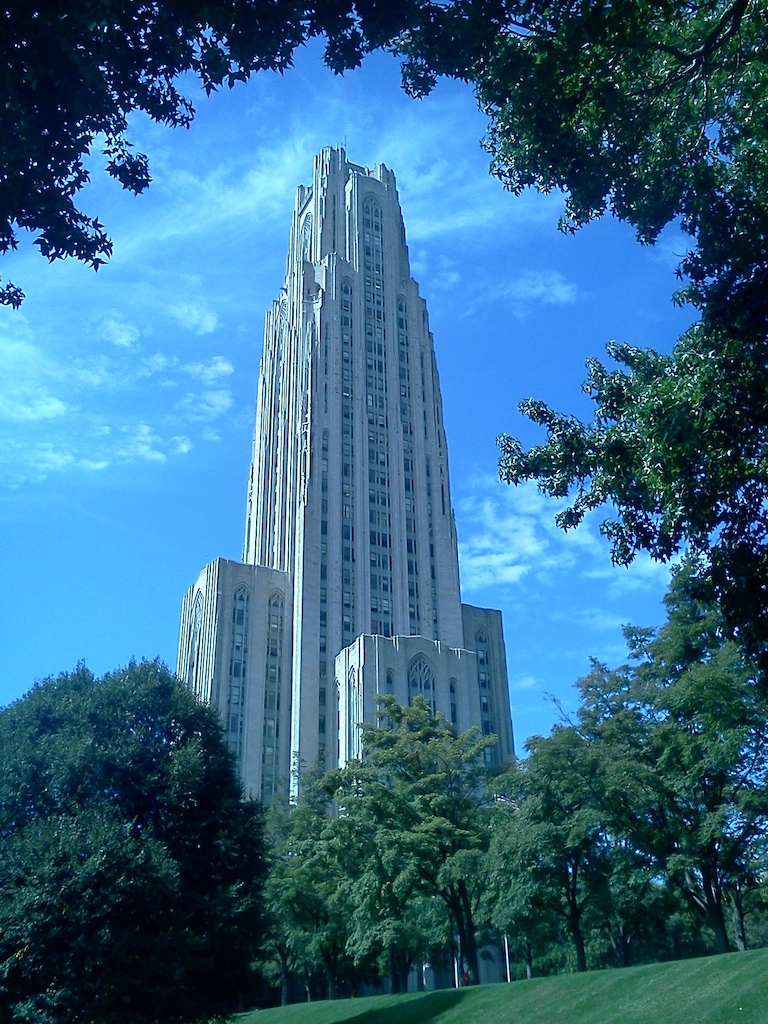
[226,590,249,765]
[398,297,422,638]
[362,195,393,638]
[261,593,285,800]
[340,287,357,646]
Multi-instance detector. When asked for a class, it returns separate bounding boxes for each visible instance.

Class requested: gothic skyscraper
[178,149,514,801]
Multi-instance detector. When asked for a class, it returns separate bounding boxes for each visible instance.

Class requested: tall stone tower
[178,149,514,802]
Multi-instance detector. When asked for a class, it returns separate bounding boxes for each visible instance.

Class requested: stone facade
[177,558,293,802]
[178,148,514,801]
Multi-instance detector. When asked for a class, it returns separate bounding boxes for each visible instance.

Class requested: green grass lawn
[241,947,768,1024]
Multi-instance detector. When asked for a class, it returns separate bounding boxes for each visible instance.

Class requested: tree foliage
[260,698,498,998]
[483,560,768,979]
[489,729,612,973]
[7,0,766,671]
[329,696,496,986]
[459,1,768,664]
[0,660,267,1024]
[576,559,768,954]
[0,0,429,306]
[259,579,768,1000]
[259,768,365,1003]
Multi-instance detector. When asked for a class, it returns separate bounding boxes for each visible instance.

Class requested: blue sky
[0,43,693,746]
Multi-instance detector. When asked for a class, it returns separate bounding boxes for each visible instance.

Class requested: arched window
[386,670,395,695]
[363,195,383,242]
[347,667,362,760]
[261,592,284,802]
[449,679,458,727]
[187,590,204,695]
[301,213,312,261]
[408,655,435,714]
[475,630,495,764]
[226,586,250,764]
[397,298,408,337]
[341,279,353,320]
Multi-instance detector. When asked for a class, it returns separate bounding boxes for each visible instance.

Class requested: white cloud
[511,674,539,692]
[74,359,117,389]
[0,317,70,424]
[138,352,177,378]
[183,355,234,384]
[118,133,319,255]
[176,388,234,421]
[583,549,674,596]
[552,607,628,633]
[652,225,693,270]
[171,436,193,455]
[102,316,140,349]
[363,99,563,241]
[453,267,580,321]
[114,67,559,263]
[169,299,219,335]
[0,301,234,483]
[115,423,167,463]
[456,475,667,600]
[421,255,462,291]
[500,270,578,314]
[457,478,579,592]
[0,393,68,422]
[1,440,77,485]
[32,445,77,476]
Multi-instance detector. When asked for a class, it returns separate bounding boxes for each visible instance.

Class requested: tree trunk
[455,880,480,985]
[700,863,730,954]
[389,944,400,993]
[566,858,587,972]
[571,916,587,973]
[608,923,632,968]
[279,949,290,1007]
[398,957,411,994]
[709,908,731,954]
[730,889,747,952]
[524,938,533,980]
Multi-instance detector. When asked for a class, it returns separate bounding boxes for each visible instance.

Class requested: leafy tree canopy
[488,728,612,973]
[327,696,497,985]
[5,1,767,665]
[464,1,768,665]
[9,2,762,301]
[576,559,768,953]
[0,660,267,1024]
[260,768,364,1002]
[0,0,429,306]
[485,559,768,973]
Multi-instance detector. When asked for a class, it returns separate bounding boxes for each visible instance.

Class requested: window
[347,667,362,760]
[226,587,250,763]
[301,213,312,260]
[475,629,495,764]
[261,592,284,803]
[408,655,436,713]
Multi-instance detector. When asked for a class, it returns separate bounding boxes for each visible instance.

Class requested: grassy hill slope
[242,947,768,1024]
